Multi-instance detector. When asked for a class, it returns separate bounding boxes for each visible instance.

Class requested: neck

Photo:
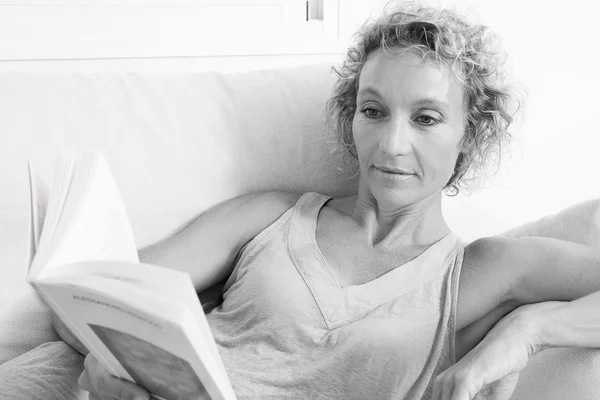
[351,187,450,250]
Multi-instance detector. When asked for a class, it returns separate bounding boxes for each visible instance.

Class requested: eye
[361,107,382,119]
[416,114,440,126]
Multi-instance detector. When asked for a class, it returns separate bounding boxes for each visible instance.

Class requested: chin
[370,184,422,206]
[368,180,443,209]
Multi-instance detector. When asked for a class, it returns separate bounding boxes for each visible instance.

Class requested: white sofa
[0,64,598,398]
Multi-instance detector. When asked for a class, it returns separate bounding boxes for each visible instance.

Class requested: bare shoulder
[457,237,519,331]
[458,235,596,321]
[456,235,600,359]
[455,237,522,359]
[462,235,598,305]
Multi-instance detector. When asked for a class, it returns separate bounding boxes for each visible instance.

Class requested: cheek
[421,140,462,177]
[432,126,464,167]
[351,118,374,159]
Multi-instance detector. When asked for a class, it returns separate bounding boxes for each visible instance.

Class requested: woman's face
[352,49,466,208]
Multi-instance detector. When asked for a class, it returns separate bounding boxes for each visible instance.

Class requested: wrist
[509,305,554,355]
[512,301,567,353]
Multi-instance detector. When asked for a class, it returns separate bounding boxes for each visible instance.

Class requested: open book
[26,151,236,400]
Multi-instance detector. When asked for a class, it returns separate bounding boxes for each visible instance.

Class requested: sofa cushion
[0,341,85,400]
[499,198,600,400]
[0,213,59,364]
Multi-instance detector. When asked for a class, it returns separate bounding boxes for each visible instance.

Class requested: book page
[31,152,138,279]
[28,154,76,278]
[36,276,236,400]
[27,162,49,267]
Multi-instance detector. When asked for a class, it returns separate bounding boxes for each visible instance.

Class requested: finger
[453,370,484,400]
[79,354,101,392]
[85,382,121,400]
[485,374,521,400]
[450,386,471,400]
[448,370,477,400]
[78,369,92,392]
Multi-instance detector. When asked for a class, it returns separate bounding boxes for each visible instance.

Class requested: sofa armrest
[510,347,600,399]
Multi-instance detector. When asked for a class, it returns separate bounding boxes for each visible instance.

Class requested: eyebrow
[357,87,450,111]
[357,86,383,98]
[413,98,451,111]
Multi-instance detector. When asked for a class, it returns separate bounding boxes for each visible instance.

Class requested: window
[0,0,348,61]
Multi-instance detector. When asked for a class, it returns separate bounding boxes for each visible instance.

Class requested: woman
[73,2,600,400]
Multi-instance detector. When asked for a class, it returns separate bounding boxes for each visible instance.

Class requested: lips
[374,166,415,175]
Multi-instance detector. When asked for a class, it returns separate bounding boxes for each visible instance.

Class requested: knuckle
[83,353,92,369]
[84,353,100,372]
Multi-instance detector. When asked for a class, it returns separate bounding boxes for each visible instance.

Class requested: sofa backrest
[0,65,362,363]
[0,64,359,256]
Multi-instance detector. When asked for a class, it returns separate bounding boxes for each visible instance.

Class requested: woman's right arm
[78,190,300,399]
[138,190,300,293]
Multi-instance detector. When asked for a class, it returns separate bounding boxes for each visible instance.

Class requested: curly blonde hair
[326,1,522,195]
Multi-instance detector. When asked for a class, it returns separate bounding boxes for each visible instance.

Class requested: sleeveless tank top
[206,192,465,399]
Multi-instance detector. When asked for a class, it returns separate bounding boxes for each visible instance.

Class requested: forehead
[358,49,464,107]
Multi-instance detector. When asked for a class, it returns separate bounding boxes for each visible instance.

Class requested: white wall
[429,0,600,240]
[2,0,598,241]
[0,0,348,72]
[0,0,388,72]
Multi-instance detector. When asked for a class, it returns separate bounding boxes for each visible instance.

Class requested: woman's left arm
[507,235,600,347]
[508,236,600,305]
[433,236,600,400]
[534,288,600,348]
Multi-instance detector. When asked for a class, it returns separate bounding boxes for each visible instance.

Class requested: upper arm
[138,190,300,292]
[459,235,600,327]
[456,236,600,358]
[456,237,520,332]
[505,236,600,305]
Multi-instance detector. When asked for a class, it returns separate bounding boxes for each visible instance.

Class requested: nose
[378,117,413,155]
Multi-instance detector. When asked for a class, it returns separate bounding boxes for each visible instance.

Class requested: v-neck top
[206,192,466,400]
